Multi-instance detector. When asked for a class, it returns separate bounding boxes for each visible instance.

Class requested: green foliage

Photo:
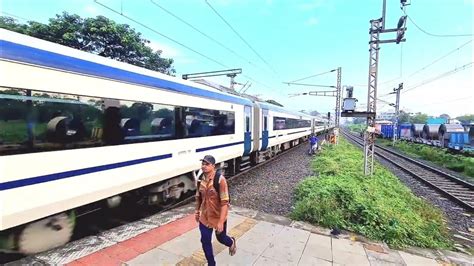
[1,13,175,74]
[347,124,365,133]
[456,114,474,124]
[292,138,452,249]
[398,111,429,124]
[379,139,474,181]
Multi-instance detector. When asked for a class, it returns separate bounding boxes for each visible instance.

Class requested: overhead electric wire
[94,1,274,91]
[406,39,472,79]
[403,62,473,93]
[95,0,229,68]
[283,82,335,88]
[288,69,336,83]
[421,96,473,107]
[149,0,260,70]
[378,40,472,98]
[204,0,279,76]
[1,11,30,21]
[403,9,473,37]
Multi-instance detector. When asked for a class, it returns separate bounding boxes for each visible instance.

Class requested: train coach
[0,29,329,253]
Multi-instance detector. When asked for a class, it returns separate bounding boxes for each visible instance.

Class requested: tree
[398,110,410,124]
[0,13,175,74]
[411,113,428,124]
[439,113,450,120]
[456,114,474,124]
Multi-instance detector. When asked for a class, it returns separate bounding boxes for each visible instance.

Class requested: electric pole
[335,67,342,128]
[364,0,407,176]
[392,82,403,145]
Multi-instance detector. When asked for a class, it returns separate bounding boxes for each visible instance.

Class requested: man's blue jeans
[199,221,233,266]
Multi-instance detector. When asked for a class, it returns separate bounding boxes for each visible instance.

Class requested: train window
[0,87,103,155]
[183,107,234,138]
[264,116,268,131]
[245,116,250,132]
[0,87,234,155]
[273,116,311,130]
[119,101,176,142]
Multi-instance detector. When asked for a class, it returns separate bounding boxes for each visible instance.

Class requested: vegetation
[292,138,452,249]
[378,139,474,181]
[456,114,474,124]
[347,124,365,134]
[0,13,175,74]
[399,111,429,124]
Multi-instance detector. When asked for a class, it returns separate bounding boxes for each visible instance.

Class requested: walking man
[195,155,236,265]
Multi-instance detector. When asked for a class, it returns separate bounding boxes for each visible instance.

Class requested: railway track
[341,130,474,213]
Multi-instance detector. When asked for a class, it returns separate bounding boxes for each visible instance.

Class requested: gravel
[228,142,315,216]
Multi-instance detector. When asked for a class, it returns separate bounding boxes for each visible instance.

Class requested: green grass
[0,120,46,143]
[291,138,452,250]
[378,139,474,181]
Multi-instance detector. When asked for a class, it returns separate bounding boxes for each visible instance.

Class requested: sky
[1,0,473,118]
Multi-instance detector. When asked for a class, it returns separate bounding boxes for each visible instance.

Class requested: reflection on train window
[0,87,234,155]
[273,117,311,130]
[0,87,102,155]
[119,101,175,142]
[184,107,235,138]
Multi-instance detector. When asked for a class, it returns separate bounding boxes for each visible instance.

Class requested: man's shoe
[229,237,237,256]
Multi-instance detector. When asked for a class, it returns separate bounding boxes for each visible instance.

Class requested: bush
[292,138,452,249]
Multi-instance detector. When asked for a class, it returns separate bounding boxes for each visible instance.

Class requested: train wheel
[18,212,74,254]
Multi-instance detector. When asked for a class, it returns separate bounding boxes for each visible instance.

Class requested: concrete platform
[10,204,473,266]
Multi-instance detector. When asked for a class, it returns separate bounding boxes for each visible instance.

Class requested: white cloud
[148,40,180,58]
[306,17,319,26]
[84,5,99,16]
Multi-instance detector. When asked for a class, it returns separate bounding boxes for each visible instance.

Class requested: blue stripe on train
[0,153,172,191]
[196,141,244,152]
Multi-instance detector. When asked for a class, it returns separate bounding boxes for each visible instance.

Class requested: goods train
[378,123,474,153]
[0,29,332,253]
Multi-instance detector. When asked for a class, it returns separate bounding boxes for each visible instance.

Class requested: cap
[200,155,216,165]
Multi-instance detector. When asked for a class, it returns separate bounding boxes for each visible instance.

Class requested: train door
[243,106,252,155]
[261,109,269,151]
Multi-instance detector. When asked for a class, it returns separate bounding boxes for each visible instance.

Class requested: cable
[420,96,473,107]
[1,11,30,21]
[204,0,279,76]
[406,39,472,79]
[403,9,473,37]
[378,40,472,97]
[148,0,261,70]
[376,98,393,105]
[283,82,335,88]
[403,62,473,93]
[95,0,277,92]
[95,0,229,68]
[288,69,336,83]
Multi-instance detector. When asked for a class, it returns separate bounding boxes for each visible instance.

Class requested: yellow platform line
[177,218,258,266]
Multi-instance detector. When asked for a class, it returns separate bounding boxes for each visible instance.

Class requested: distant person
[309,134,318,154]
[195,155,236,266]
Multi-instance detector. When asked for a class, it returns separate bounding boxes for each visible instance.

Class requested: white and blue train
[0,29,331,253]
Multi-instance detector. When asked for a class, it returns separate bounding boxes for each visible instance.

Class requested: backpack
[197,169,230,203]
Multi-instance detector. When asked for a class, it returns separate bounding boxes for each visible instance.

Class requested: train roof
[0,29,253,106]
